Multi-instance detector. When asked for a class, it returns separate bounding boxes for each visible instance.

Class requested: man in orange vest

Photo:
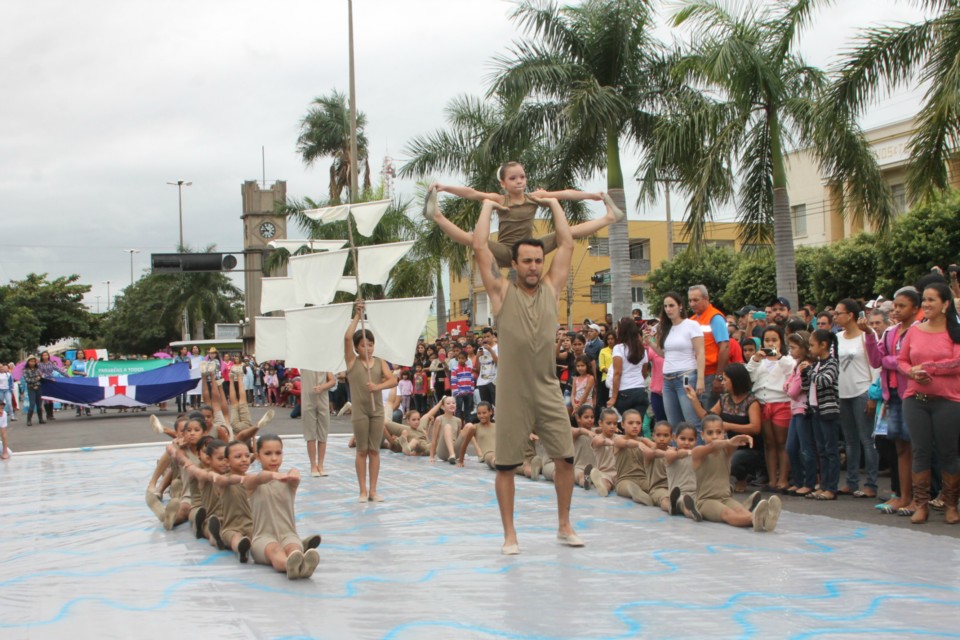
[688,284,730,411]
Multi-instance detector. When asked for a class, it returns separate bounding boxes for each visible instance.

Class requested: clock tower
[241,180,287,352]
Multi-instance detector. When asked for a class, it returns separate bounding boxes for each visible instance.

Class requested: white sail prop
[289,249,350,306]
[348,199,392,237]
[363,297,434,366]
[260,277,298,313]
[254,317,287,361]
[356,241,415,286]
[300,203,351,224]
[284,304,352,373]
[298,199,391,238]
[269,239,347,252]
[337,277,357,294]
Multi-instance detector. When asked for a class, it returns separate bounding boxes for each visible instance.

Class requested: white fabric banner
[300,204,351,224]
[289,249,350,306]
[298,200,391,237]
[349,199,392,237]
[284,304,353,373]
[338,277,358,294]
[260,277,298,313]
[357,241,415,286]
[254,317,287,361]
[363,297,434,366]
[269,239,347,252]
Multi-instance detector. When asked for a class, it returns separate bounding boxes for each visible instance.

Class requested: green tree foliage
[646,246,739,314]
[100,274,182,355]
[488,0,669,322]
[719,246,827,312]
[99,267,242,355]
[646,191,960,313]
[0,273,94,361]
[644,0,892,309]
[826,0,960,202]
[297,90,371,203]
[807,233,880,307]
[874,191,960,295]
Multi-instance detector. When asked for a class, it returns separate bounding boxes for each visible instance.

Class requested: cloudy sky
[0,0,928,311]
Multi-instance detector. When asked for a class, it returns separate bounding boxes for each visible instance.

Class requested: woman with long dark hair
[645,292,705,429]
[835,298,880,498]
[897,282,960,524]
[607,317,649,419]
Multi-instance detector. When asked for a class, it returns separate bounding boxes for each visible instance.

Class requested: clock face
[258,221,277,239]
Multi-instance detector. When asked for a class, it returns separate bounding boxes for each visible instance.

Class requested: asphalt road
[5,405,958,538]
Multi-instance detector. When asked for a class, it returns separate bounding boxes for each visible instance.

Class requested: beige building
[786,118,960,247]
[447,219,750,330]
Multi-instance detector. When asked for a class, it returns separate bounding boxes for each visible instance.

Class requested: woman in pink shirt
[897,282,960,525]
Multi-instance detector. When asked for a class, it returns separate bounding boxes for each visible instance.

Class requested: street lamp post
[95,295,101,313]
[166,180,192,249]
[102,281,111,311]
[124,249,140,286]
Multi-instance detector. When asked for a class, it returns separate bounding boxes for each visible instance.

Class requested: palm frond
[735,118,776,245]
[907,11,960,199]
[826,20,936,117]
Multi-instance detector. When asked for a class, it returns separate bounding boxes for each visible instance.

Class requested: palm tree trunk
[770,116,799,309]
[435,269,447,337]
[606,128,631,323]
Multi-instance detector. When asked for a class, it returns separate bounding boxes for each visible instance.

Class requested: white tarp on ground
[289,250,350,306]
[253,317,286,361]
[260,277,298,314]
[2,443,959,639]
[268,239,347,252]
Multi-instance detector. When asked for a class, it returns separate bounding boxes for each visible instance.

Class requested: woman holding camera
[646,291,705,430]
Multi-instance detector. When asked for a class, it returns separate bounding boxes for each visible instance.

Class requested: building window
[590,285,611,304]
[631,287,645,304]
[891,184,907,215]
[588,237,609,256]
[673,243,688,254]
[459,298,470,317]
[792,203,807,237]
[629,240,648,259]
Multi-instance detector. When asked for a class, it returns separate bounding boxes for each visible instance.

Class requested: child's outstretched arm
[529,188,602,201]
[431,183,501,202]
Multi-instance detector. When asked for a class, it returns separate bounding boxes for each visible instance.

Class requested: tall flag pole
[347,0,375,402]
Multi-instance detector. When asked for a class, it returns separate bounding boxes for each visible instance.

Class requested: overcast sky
[0,0,928,311]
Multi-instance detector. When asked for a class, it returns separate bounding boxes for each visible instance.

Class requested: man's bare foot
[358,493,368,503]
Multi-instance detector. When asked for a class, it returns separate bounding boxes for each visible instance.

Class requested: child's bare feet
[602,193,625,222]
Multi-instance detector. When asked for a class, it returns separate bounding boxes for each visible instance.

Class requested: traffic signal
[151,253,238,273]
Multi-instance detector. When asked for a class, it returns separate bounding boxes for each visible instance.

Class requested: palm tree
[641,0,893,308]
[826,0,960,202]
[400,93,589,334]
[297,90,372,203]
[487,0,670,321]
